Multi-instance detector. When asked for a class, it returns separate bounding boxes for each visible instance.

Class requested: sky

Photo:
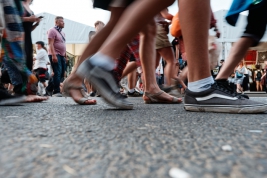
[31,0,233,27]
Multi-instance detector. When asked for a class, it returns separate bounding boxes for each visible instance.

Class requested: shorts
[34,68,47,83]
[110,0,131,7]
[256,78,261,82]
[236,78,244,85]
[242,0,267,46]
[93,0,133,10]
[155,24,172,50]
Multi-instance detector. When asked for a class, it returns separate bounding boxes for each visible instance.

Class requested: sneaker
[168,89,183,98]
[46,89,53,97]
[52,93,63,97]
[89,92,96,97]
[0,89,26,105]
[76,59,134,109]
[184,82,267,113]
[128,90,142,97]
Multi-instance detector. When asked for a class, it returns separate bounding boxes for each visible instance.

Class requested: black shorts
[35,68,47,83]
[93,0,134,10]
[242,0,267,46]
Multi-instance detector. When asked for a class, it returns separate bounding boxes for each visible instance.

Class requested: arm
[160,9,173,21]
[48,38,58,63]
[22,15,39,23]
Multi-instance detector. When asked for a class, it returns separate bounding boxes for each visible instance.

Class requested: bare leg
[65,7,125,103]
[128,70,137,90]
[157,47,176,86]
[179,0,211,82]
[216,38,254,80]
[121,61,137,79]
[99,0,175,59]
[140,20,178,101]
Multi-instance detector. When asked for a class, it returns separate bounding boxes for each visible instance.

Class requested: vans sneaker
[184,82,267,113]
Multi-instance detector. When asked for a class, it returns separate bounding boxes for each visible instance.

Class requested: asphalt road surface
[1,97,267,178]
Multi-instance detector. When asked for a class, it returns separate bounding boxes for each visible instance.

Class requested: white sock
[89,52,116,71]
[188,76,214,92]
[129,89,135,93]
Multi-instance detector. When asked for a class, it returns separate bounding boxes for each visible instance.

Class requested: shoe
[52,93,63,97]
[0,89,26,105]
[46,89,53,96]
[143,91,182,104]
[89,92,96,97]
[184,82,267,113]
[168,89,183,98]
[128,90,142,97]
[76,59,134,109]
[159,85,173,93]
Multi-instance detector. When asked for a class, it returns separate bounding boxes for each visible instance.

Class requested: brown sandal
[143,91,182,104]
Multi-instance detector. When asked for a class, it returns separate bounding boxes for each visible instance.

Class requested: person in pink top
[47,16,67,97]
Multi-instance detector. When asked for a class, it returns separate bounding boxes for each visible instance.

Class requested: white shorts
[110,0,128,7]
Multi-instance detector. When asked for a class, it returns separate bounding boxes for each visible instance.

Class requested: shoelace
[214,82,243,98]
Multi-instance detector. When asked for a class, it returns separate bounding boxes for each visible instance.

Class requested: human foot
[62,80,97,105]
[25,95,48,102]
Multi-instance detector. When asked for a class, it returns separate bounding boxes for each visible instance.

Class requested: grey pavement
[1,97,267,178]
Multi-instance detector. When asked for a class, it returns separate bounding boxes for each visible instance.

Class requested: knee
[140,20,157,39]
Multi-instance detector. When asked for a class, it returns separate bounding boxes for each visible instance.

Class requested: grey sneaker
[76,59,134,109]
[52,93,63,97]
[184,83,267,113]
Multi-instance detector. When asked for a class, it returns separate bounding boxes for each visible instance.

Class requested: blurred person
[0,0,47,104]
[21,0,41,71]
[33,41,50,96]
[155,9,186,93]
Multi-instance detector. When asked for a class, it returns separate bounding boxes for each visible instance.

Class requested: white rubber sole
[184,104,267,114]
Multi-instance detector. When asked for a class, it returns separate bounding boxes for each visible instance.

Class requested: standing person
[235,61,245,93]
[47,16,67,97]
[33,41,50,96]
[255,68,263,91]
[21,0,41,71]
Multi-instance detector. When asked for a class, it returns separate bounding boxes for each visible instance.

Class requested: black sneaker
[0,89,26,105]
[76,59,134,109]
[127,90,142,97]
[184,82,267,113]
[45,89,53,97]
[89,92,96,97]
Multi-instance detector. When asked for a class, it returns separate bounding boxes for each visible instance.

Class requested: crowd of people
[1,0,267,114]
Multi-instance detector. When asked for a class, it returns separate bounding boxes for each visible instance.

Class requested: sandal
[143,91,182,104]
[62,82,97,105]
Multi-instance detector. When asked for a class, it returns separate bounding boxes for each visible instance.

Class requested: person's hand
[51,72,54,77]
[28,15,40,23]
[52,55,58,63]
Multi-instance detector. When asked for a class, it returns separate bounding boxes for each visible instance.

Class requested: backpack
[257,71,262,78]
